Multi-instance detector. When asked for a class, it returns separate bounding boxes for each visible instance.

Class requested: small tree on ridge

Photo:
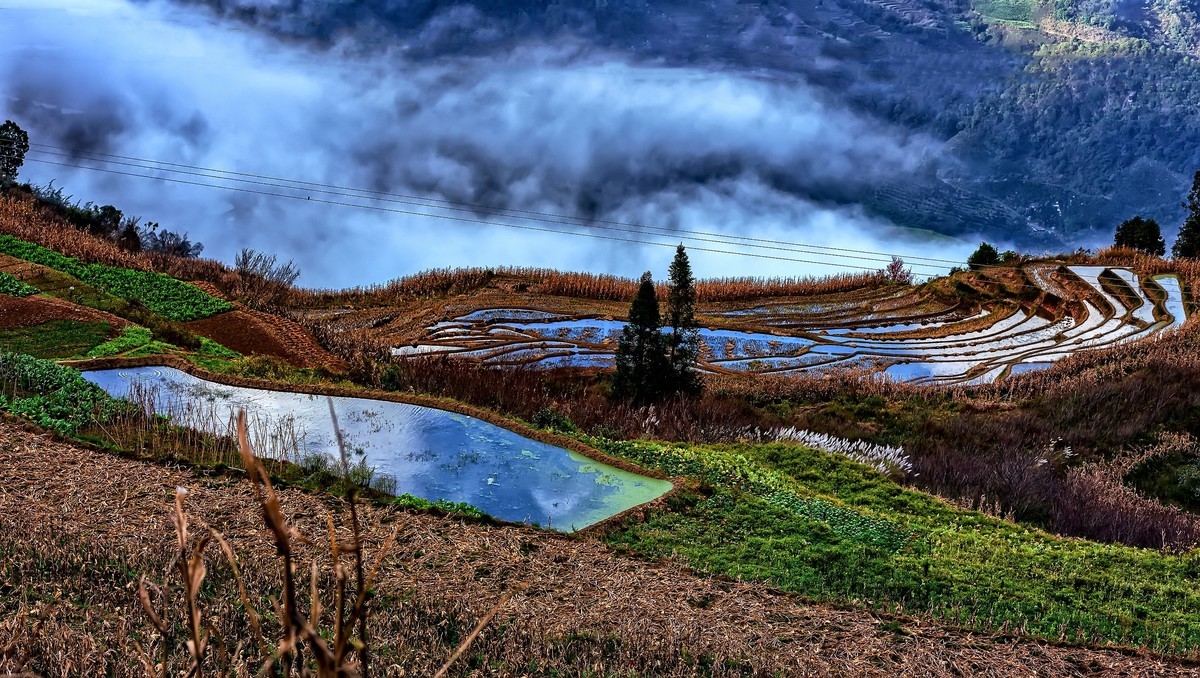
[0,120,29,186]
[967,242,1000,270]
[1113,216,1166,256]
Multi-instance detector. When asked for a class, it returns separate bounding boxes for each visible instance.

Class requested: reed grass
[289,266,890,307]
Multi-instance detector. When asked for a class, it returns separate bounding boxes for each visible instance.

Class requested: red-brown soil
[186,306,347,370]
[0,294,129,331]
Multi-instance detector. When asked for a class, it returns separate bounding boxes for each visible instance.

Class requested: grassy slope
[0,321,112,359]
[0,234,231,321]
[603,440,1200,653]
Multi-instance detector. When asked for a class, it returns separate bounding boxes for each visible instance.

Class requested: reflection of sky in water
[1154,276,1187,326]
[500,319,815,359]
[1008,362,1053,377]
[424,270,1188,384]
[83,367,671,532]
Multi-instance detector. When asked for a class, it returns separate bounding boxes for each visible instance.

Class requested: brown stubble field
[2,420,1197,676]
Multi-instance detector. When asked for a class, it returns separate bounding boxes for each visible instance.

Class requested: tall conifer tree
[665,244,702,394]
[1174,171,1200,259]
[612,272,670,403]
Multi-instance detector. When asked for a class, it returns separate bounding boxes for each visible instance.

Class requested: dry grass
[128,410,400,676]
[0,420,1196,675]
[0,193,241,295]
[290,266,890,307]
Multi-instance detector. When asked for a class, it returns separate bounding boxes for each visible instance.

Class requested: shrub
[883,256,913,284]
[531,405,578,433]
[233,248,301,308]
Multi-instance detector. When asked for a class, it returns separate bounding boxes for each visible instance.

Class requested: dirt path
[0,423,1194,676]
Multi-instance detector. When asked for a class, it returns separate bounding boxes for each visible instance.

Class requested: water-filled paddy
[394,268,1188,385]
[83,367,672,532]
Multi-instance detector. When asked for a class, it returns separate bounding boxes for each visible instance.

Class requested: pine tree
[665,244,702,394]
[1113,216,1165,256]
[1173,170,1200,259]
[612,272,670,403]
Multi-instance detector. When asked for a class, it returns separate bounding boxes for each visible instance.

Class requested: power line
[24,156,917,273]
[18,141,967,267]
[26,146,941,270]
[16,154,1140,302]
[9,143,1122,298]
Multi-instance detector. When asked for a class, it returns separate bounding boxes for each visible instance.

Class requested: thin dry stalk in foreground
[432,584,526,678]
[137,410,400,676]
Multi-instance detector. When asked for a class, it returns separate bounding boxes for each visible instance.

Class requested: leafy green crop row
[0,352,129,434]
[85,326,154,358]
[0,321,111,359]
[0,272,38,297]
[0,235,231,321]
[594,437,912,551]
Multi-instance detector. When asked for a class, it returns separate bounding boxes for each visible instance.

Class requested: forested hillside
[161,0,1200,249]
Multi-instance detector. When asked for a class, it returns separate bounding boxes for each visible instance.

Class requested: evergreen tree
[1173,170,1200,259]
[612,272,670,403]
[0,120,29,186]
[1113,216,1166,256]
[665,244,702,394]
[967,242,1000,270]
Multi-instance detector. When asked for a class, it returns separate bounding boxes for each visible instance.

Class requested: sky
[0,0,981,289]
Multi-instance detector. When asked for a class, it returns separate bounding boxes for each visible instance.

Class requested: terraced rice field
[391,265,1190,385]
[83,366,672,531]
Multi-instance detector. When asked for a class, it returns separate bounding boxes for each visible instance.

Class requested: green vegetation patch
[974,0,1036,23]
[198,337,242,360]
[0,271,37,297]
[0,352,129,435]
[0,235,232,321]
[24,268,129,315]
[85,327,241,365]
[0,321,112,359]
[594,438,912,551]
[85,326,154,358]
[603,440,1200,654]
[392,493,487,519]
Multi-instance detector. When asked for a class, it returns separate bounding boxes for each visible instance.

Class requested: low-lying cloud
[0,0,978,288]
